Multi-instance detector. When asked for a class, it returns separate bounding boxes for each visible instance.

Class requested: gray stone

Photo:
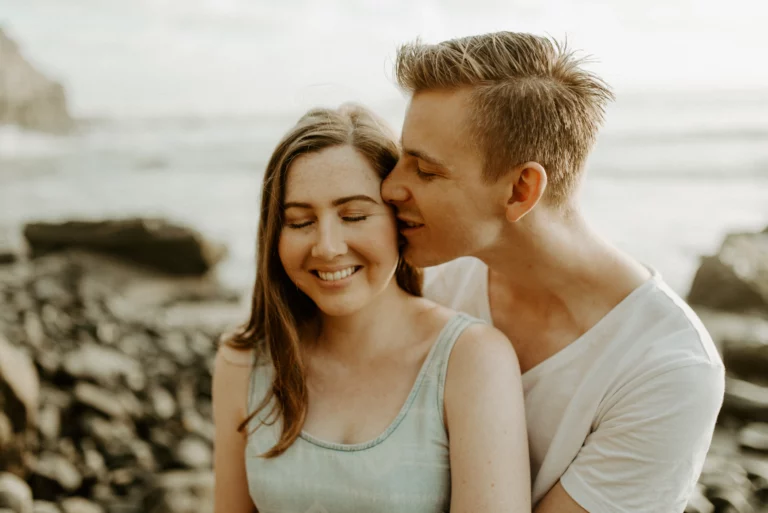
[148,387,176,421]
[722,376,768,423]
[63,344,145,392]
[0,473,32,513]
[0,335,39,431]
[23,219,226,276]
[174,437,211,470]
[32,501,60,513]
[59,497,104,513]
[143,471,213,513]
[31,452,83,495]
[688,230,768,313]
[73,383,142,420]
[738,423,768,452]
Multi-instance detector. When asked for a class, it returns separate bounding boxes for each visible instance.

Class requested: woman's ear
[505,161,547,223]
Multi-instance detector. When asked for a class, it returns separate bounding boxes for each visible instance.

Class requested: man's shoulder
[637,275,723,368]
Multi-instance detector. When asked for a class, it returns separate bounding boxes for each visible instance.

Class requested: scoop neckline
[298,313,463,452]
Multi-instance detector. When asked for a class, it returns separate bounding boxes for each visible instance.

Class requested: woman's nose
[311,220,347,260]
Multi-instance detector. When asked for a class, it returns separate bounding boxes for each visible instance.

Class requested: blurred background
[1,0,767,292]
[1,1,767,513]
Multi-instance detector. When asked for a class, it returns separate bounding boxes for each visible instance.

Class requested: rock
[23,219,226,276]
[0,335,39,432]
[30,452,83,498]
[32,501,60,513]
[0,28,72,133]
[0,413,12,450]
[0,473,33,513]
[73,383,142,420]
[63,344,145,392]
[174,437,211,470]
[58,497,103,513]
[685,485,714,513]
[696,308,768,382]
[143,471,213,513]
[148,387,176,421]
[721,377,768,423]
[739,423,768,452]
[688,230,768,313]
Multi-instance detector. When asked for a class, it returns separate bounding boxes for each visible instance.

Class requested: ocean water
[1,90,767,296]
[1,1,767,295]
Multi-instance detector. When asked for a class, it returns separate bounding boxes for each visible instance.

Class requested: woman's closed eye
[286,220,313,229]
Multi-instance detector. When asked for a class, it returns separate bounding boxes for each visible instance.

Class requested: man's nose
[381,162,410,204]
[311,219,347,260]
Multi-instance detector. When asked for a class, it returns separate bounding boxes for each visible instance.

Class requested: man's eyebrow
[283,195,379,210]
[402,146,448,169]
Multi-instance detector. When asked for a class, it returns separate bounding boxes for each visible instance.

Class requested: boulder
[0,473,32,513]
[0,335,39,432]
[143,471,213,513]
[0,28,72,133]
[696,308,768,382]
[23,219,226,276]
[688,230,768,314]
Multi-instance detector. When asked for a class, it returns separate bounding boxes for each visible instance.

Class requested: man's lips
[397,217,424,230]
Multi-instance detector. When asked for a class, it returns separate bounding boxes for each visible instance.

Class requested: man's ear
[505,161,547,223]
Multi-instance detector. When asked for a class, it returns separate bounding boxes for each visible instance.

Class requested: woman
[212,104,530,513]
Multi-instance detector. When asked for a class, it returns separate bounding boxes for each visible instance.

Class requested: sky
[1,0,767,118]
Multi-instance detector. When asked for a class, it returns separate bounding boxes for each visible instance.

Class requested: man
[381,32,724,512]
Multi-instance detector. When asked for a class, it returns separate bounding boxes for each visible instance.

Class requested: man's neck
[479,209,651,372]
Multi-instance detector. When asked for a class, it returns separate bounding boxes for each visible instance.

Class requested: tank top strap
[421,313,485,425]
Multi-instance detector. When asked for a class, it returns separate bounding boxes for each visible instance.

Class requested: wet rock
[58,497,103,513]
[722,377,768,423]
[688,230,768,314]
[739,423,768,453]
[174,437,211,470]
[685,485,714,513]
[143,471,213,513]
[23,219,226,276]
[63,345,145,392]
[32,501,60,513]
[147,387,176,422]
[0,335,39,432]
[73,383,142,420]
[0,473,33,513]
[37,405,61,445]
[30,452,83,499]
[0,28,72,133]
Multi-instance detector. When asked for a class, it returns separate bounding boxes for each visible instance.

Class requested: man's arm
[535,482,587,513]
[536,362,724,513]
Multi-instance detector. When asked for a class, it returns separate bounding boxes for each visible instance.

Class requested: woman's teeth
[317,267,357,281]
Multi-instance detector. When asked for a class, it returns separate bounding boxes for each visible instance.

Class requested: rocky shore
[1,218,767,513]
[0,219,243,513]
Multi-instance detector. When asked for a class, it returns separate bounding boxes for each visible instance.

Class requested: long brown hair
[227,104,422,457]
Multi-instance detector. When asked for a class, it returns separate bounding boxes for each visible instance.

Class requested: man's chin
[402,244,455,269]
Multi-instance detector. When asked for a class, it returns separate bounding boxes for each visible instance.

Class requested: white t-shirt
[424,257,725,513]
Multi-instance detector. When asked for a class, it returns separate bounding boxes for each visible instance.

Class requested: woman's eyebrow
[283,195,380,210]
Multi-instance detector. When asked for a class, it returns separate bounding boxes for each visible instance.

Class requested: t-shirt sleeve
[560,361,725,513]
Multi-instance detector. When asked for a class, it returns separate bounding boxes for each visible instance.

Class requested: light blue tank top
[244,313,480,513]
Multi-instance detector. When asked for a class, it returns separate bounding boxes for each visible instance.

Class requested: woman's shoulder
[215,341,256,368]
[447,321,521,382]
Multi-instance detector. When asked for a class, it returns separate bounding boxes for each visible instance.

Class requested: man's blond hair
[395,32,614,205]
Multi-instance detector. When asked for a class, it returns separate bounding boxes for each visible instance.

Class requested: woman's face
[278,145,401,317]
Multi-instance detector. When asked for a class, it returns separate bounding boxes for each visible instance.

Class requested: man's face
[381,89,508,268]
